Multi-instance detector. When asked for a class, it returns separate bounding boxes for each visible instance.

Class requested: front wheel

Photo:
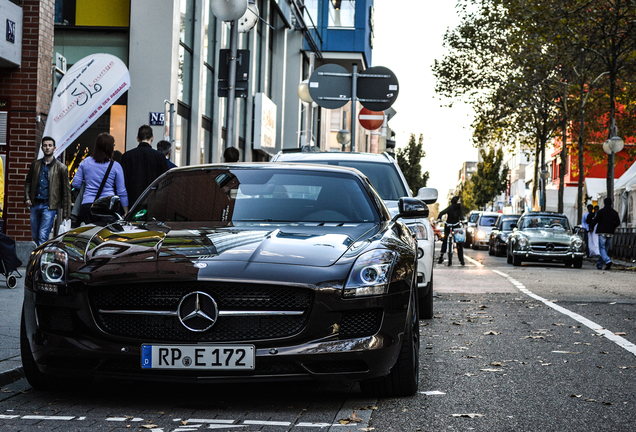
[513,255,522,266]
[507,249,513,264]
[488,244,495,256]
[573,258,583,269]
[447,238,454,266]
[361,290,419,397]
[419,272,434,319]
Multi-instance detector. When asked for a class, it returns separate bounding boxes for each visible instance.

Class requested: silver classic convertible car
[506,212,585,268]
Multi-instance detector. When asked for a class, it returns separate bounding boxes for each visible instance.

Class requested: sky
[372,1,478,203]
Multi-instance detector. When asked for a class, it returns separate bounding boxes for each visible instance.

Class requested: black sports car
[21,163,426,397]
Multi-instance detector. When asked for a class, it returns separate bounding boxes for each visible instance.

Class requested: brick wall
[0,0,54,242]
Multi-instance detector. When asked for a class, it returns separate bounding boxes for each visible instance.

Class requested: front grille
[90,282,312,342]
[530,242,570,253]
[37,307,74,332]
[340,310,382,338]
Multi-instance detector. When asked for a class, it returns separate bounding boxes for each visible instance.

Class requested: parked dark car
[21,163,426,397]
[507,211,585,267]
[488,214,521,257]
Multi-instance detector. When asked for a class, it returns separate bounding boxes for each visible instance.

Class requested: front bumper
[22,285,410,384]
[511,250,585,261]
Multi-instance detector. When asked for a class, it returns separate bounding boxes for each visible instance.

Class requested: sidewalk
[0,267,25,386]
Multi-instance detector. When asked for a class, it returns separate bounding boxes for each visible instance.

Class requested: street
[1,245,635,431]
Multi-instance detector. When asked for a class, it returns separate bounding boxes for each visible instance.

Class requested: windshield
[501,218,519,231]
[469,213,480,223]
[281,160,409,201]
[479,215,498,227]
[129,168,380,224]
[520,216,570,230]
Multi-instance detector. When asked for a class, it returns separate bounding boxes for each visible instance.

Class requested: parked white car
[272,151,438,319]
[472,212,500,250]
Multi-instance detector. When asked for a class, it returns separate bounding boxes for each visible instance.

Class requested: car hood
[64,222,381,268]
[519,229,573,242]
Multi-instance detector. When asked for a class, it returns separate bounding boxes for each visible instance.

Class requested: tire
[513,255,522,266]
[507,249,512,264]
[7,274,17,289]
[419,272,434,320]
[447,237,453,266]
[361,290,419,397]
[564,261,572,268]
[472,242,479,250]
[573,258,583,269]
[488,245,495,256]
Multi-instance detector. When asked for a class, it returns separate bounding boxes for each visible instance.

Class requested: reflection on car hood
[67,223,380,267]
[520,229,574,242]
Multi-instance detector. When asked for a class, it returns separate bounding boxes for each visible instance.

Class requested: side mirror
[91,195,124,221]
[393,197,429,221]
[416,187,438,204]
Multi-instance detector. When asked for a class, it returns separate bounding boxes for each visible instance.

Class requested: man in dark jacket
[437,196,465,266]
[24,136,72,245]
[121,125,169,206]
[591,197,621,270]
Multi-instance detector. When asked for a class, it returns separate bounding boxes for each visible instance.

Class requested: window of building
[304,0,318,28]
[179,0,194,107]
[328,0,355,28]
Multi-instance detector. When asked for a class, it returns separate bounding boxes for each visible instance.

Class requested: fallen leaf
[480,368,503,372]
[552,351,580,354]
[354,405,378,410]
[571,394,582,398]
[141,426,158,429]
[585,399,597,402]
[615,332,627,336]
[452,322,463,326]
[491,362,504,367]
[541,363,552,366]
[1,389,13,393]
[452,413,484,418]
[574,342,591,345]
[597,366,604,369]
[603,402,613,406]
[524,336,544,339]
[484,331,500,335]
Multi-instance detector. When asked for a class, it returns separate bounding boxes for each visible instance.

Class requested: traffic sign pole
[351,64,357,152]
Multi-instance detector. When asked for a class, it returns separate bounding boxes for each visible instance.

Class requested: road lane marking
[464,255,483,267]
[493,270,636,357]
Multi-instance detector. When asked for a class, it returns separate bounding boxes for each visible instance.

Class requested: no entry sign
[358,108,385,130]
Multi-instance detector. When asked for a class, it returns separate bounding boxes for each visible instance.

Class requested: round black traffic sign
[308,64,352,109]
[357,66,399,111]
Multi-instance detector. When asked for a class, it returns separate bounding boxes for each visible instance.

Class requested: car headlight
[408,223,427,241]
[572,238,583,249]
[498,233,509,242]
[36,247,68,294]
[476,230,486,239]
[344,249,396,298]
[517,237,528,248]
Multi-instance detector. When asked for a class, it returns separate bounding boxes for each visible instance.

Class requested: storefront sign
[42,53,131,158]
[149,112,165,126]
[0,0,22,67]
[253,93,277,155]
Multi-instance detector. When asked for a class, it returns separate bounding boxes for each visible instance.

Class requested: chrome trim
[98,309,304,316]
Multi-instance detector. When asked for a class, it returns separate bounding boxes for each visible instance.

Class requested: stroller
[0,232,22,289]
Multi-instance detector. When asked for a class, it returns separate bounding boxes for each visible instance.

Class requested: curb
[0,367,24,387]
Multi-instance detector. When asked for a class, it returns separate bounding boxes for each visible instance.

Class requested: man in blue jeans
[590,197,621,270]
[24,137,72,245]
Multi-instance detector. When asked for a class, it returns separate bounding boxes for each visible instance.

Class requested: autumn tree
[460,147,509,210]
[396,133,430,195]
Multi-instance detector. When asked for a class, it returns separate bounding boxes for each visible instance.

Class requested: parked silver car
[472,212,500,250]
[507,211,585,267]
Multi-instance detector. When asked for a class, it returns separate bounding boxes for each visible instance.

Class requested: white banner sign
[42,53,131,158]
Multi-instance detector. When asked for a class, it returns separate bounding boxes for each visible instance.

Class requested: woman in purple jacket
[72,133,129,225]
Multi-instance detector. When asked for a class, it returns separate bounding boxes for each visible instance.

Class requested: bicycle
[443,221,465,266]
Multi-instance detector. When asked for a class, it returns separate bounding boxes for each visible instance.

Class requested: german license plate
[141,344,255,370]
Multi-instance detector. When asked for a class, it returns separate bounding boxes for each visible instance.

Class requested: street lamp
[604,128,624,202]
[336,129,351,150]
[297,79,313,104]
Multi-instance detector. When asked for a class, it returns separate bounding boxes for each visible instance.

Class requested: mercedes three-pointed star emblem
[177,291,219,332]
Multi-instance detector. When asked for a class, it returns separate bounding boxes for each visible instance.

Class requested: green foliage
[460,147,509,210]
[396,134,430,195]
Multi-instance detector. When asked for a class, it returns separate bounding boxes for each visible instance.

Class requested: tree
[461,147,509,210]
[396,134,430,195]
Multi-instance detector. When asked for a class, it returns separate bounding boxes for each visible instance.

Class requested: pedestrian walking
[157,140,177,169]
[437,196,465,266]
[587,205,600,257]
[581,204,593,257]
[590,197,621,270]
[120,125,169,206]
[71,133,129,225]
[24,136,72,245]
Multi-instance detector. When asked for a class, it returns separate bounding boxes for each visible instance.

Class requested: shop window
[328,0,355,28]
